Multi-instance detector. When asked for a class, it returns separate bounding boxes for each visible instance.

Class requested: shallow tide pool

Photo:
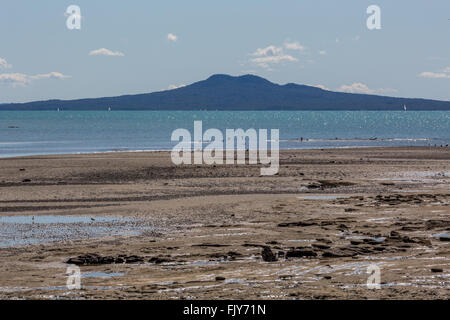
[0,215,151,247]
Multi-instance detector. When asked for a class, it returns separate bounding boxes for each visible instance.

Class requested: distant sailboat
[403,104,407,111]
[108,107,111,111]
[57,107,60,112]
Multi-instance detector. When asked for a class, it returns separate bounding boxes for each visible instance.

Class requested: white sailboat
[403,104,407,111]
[108,107,111,111]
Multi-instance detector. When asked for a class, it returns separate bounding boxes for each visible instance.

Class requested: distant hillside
[1,74,450,111]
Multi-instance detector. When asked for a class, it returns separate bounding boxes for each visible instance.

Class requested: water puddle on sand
[375,171,450,184]
[287,239,316,243]
[224,278,246,284]
[297,195,349,200]
[0,216,126,224]
[345,235,386,243]
[366,217,393,223]
[0,215,152,247]
[408,171,450,178]
[0,285,126,293]
[431,233,450,240]
[186,260,222,267]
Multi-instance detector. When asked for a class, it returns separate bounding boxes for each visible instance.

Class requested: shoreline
[0,144,447,160]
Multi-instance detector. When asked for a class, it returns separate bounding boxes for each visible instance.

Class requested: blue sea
[0,111,449,158]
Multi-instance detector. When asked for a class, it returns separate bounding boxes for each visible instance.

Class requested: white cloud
[0,72,70,87]
[168,84,185,90]
[338,82,375,94]
[0,73,29,86]
[30,72,70,80]
[318,50,327,55]
[250,45,298,69]
[167,33,177,42]
[284,41,305,51]
[0,58,12,69]
[89,48,124,57]
[251,45,283,57]
[418,71,450,79]
[309,84,330,91]
[337,82,398,95]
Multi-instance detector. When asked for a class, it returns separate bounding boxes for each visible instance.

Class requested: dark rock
[192,243,230,247]
[22,179,31,183]
[364,240,381,245]
[261,247,278,262]
[209,253,228,259]
[149,257,170,264]
[425,220,450,230]
[315,180,355,189]
[349,246,373,254]
[123,255,144,264]
[337,224,348,230]
[66,253,113,265]
[227,251,242,257]
[316,238,333,244]
[431,268,443,273]
[242,243,267,248]
[312,243,331,250]
[215,276,226,281]
[286,249,317,258]
[322,248,358,258]
[390,231,400,238]
[277,221,316,227]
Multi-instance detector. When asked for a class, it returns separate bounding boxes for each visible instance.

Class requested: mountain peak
[205,74,273,85]
[199,74,277,86]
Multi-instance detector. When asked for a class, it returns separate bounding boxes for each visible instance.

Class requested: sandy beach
[0,147,449,299]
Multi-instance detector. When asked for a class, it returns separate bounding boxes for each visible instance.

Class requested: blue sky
[0,0,449,103]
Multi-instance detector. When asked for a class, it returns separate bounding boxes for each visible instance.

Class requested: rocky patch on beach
[258,227,441,262]
[307,180,356,190]
[66,254,145,265]
[66,253,175,265]
[336,193,449,207]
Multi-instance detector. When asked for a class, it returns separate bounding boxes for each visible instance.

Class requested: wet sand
[0,147,449,299]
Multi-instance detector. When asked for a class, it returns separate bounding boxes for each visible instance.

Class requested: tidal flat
[0,147,449,299]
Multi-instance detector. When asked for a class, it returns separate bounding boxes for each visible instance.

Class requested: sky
[0,0,449,103]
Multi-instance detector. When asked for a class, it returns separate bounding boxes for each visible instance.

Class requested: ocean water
[0,111,449,158]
